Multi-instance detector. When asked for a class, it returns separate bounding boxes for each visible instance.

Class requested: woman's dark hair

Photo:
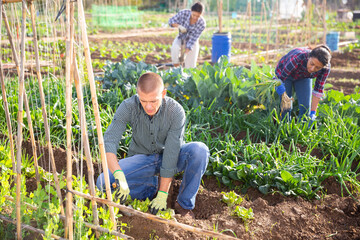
[309,44,331,66]
[191,2,204,13]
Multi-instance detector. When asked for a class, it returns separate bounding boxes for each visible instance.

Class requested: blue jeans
[281,77,312,121]
[96,142,209,210]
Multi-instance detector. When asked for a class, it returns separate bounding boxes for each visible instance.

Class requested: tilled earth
[21,136,360,240]
[15,34,360,239]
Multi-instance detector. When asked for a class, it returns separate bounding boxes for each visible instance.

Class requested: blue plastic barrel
[211,32,231,63]
[326,32,340,51]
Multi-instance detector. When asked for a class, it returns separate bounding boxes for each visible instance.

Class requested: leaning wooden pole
[77,0,117,227]
[15,1,27,238]
[27,0,65,216]
[5,195,131,239]
[3,4,40,184]
[70,189,239,240]
[0,4,16,176]
[73,57,100,236]
[65,0,74,238]
[0,215,66,240]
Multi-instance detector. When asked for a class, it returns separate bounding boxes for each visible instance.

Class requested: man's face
[137,87,166,117]
[190,11,202,22]
[307,57,324,73]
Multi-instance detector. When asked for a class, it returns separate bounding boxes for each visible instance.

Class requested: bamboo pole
[217,0,223,33]
[69,189,239,240]
[258,0,264,45]
[65,0,74,238]
[0,4,16,176]
[15,1,27,238]
[0,214,66,240]
[5,195,131,239]
[1,0,30,3]
[306,0,312,45]
[247,0,251,63]
[275,0,279,50]
[73,57,100,237]
[265,1,274,62]
[285,0,299,47]
[3,2,41,185]
[77,0,117,227]
[27,0,65,217]
[322,0,327,44]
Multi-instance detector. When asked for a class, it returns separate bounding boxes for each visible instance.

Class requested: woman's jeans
[96,142,209,210]
[281,77,312,121]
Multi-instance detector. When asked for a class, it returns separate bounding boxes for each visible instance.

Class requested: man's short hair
[137,72,164,94]
[191,2,204,13]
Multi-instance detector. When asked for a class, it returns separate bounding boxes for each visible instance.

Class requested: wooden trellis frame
[0,0,242,239]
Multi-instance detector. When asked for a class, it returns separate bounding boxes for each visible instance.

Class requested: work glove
[275,81,286,96]
[309,110,316,121]
[178,25,187,33]
[149,191,168,215]
[112,170,129,205]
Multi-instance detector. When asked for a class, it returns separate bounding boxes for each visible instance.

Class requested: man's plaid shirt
[168,9,206,50]
[275,48,331,98]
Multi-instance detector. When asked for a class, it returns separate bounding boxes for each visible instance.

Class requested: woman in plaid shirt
[275,45,332,122]
[168,2,206,68]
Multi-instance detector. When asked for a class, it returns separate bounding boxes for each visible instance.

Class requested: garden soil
[16,35,360,239]
[22,137,360,240]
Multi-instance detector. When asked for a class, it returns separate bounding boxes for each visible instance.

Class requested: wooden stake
[266,1,274,62]
[218,0,223,33]
[0,214,66,240]
[3,4,41,185]
[4,195,132,239]
[322,0,327,44]
[0,4,16,177]
[77,0,117,228]
[306,0,312,45]
[247,0,251,63]
[73,56,100,237]
[65,0,74,238]
[275,0,279,50]
[27,0,65,217]
[15,1,27,238]
[69,189,239,240]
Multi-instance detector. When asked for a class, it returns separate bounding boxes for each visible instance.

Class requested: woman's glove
[310,110,316,121]
[113,170,129,204]
[149,191,168,215]
[178,25,187,33]
[275,82,286,96]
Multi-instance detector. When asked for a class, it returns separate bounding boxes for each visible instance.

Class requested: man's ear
[162,88,167,98]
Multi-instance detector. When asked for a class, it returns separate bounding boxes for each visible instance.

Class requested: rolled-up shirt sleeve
[168,10,186,27]
[313,65,330,98]
[103,102,131,155]
[160,105,185,178]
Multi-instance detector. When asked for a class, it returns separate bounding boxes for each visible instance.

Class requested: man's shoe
[174,202,195,219]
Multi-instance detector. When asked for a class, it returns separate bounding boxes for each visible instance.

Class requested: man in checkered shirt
[168,2,206,68]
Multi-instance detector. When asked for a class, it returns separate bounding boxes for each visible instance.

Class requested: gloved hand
[112,170,129,204]
[178,25,187,33]
[149,191,168,215]
[309,110,316,121]
[275,81,286,96]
